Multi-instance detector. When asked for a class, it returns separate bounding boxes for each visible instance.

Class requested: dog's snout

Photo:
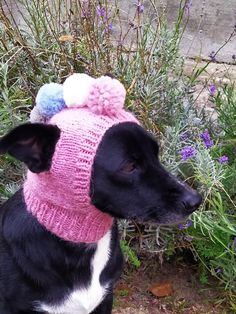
[182,190,202,213]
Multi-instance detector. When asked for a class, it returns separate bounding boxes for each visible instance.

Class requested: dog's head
[91,122,201,224]
[0,121,201,225]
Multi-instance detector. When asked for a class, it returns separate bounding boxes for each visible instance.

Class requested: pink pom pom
[87,76,126,116]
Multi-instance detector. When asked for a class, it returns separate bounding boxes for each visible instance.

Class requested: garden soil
[113,254,227,314]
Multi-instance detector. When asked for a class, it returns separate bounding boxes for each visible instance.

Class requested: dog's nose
[182,190,202,213]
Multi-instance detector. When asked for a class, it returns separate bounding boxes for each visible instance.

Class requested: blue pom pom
[36,83,66,118]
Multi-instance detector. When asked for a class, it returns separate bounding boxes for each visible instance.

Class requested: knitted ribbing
[23,108,139,243]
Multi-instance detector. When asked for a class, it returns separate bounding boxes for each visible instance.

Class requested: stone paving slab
[184,59,236,83]
[2,0,236,63]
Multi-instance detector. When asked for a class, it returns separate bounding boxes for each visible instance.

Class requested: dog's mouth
[153,214,193,226]
[96,193,201,225]
[134,213,192,226]
[128,203,198,226]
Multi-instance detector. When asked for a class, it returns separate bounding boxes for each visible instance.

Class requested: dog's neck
[21,109,138,243]
[23,172,113,243]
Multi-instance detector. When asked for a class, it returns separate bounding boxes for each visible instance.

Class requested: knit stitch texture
[24,108,139,243]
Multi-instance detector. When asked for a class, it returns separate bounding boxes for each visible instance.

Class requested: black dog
[0,121,201,313]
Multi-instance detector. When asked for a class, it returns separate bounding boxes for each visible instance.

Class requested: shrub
[0,0,235,297]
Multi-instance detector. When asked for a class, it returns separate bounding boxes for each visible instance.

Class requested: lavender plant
[0,0,235,299]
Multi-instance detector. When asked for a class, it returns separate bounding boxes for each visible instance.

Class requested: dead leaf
[59,35,74,42]
[149,282,173,298]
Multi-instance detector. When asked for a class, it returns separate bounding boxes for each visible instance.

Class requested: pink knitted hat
[24,74,139,243]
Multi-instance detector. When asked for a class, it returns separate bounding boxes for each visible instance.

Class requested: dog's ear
[0,123,60,173]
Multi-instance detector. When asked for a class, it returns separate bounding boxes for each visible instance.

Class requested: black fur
[0,123,60,173]
[0,190,122,313]
[0,122,201,313]
[91,122,201,224]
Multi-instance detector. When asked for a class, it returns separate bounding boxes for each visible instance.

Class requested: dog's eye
[120,161,136,173]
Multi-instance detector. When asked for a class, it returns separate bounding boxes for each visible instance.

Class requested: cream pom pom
[86,76,126,116]
[30,106,47,123]
[63,73,95,107]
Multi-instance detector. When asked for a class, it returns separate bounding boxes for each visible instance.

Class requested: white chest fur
[38,230,111,314]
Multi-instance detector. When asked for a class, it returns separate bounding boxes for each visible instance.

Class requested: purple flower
[184,0,192,17]
[96,5,106,17]
[178,220,193,230]
[209,51,216,61]
[185,220,193,228]
[180,131,189,141]
[178,223,184,230]
[215,268,222,274]
[184,236,193,242]
[81,0,90,17]
[233,237,236,248]
[135,2,144,13]
[181,146,196,161]
[105,22,113,33]
[200,129,214,149]
[209,83,217,94]
[218,155,229,164]
[232,54,236,61]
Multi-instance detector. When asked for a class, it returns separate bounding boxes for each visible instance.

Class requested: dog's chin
[134,213,191,226]
[157,216,191,226]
